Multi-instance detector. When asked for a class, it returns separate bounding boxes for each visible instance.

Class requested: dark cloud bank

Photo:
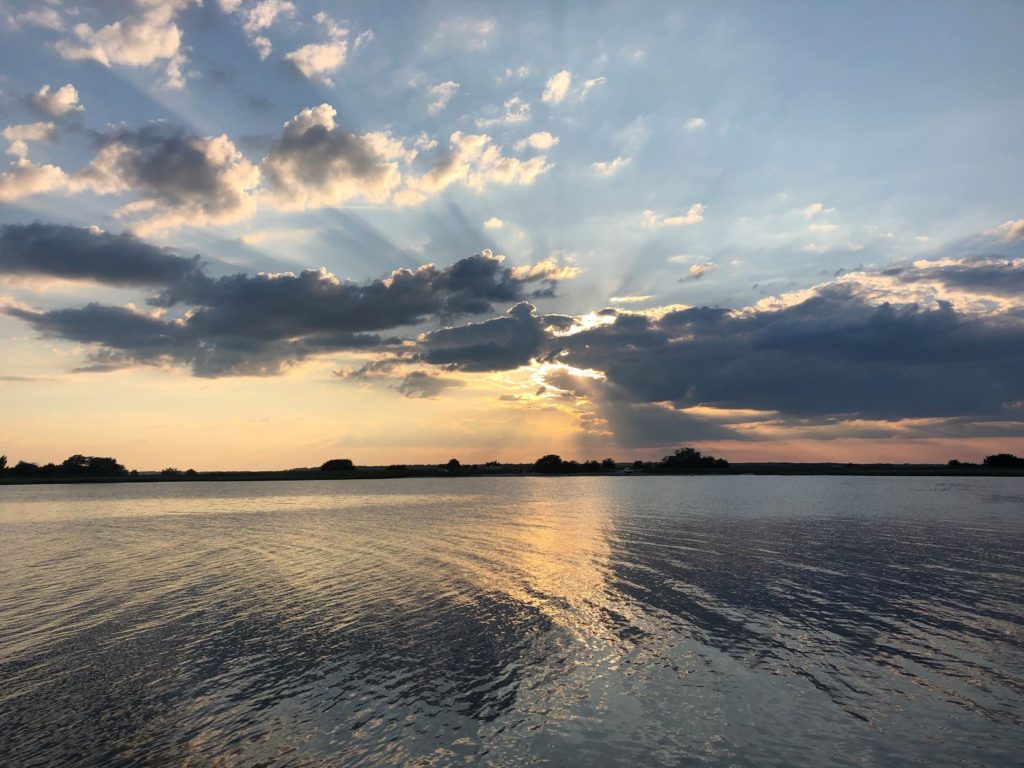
[2,221,1023,441]
[0,222,566,376]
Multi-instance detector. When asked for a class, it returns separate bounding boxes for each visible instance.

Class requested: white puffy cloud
[590,156,631,177]
[988,219,1024,243]
[251,35,272,59]
[427,81,460,115]
[31,84,84,117]
[687,261,718,279]
[285,41,347,84]
[218,0,294,59]
[3,122,55,158]
[802,202,834,219]
[514,131,558,152]
[542,71,604,105]
[260,104,402,210]
[242,0,294,33]
[396,131,552,206]
[56,0,194,89]
[0,159,68,202]
[11,7,64,31]
[483,217,504,229]
[284,14,352,85]
[643,204,705,227]
[685,117,706,130]
[542,70,572,104]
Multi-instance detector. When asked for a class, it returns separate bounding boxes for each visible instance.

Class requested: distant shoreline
[2,463,1023,485]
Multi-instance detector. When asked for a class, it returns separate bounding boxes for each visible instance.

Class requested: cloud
[396,131,551,206]
[260,104,402,210]
[578,76,606,100]
[427,81,460,115]
[590,156,631,177]
[219,0,295,59]
[643,204,705,227]
[55,0,194,89]
[475,97,531,128]
[5,236,577,377]
[802,202,835,219]
[242,0,294,34]
[988,219,1024,243]
[483,217,504,229]
[0,103,553,217]
[417,301,552,372]
[76,124,260,235]
[426,17,496,52]
[537,366,740,447]
[3,122,55,158]
[284,12,350,85]
[10,7,64,31]
[890,255,1024,299]
[514,131,558,152]
[683,262,717,280]
[396,371,463,398]
[541,71,604,106]
[31,84,84,117]
[0,158,68,202]
[685,117,707,131]
[0,222,203,286]
[396,254,1024,441]
[285,42,347,85]
[542,70,572,104]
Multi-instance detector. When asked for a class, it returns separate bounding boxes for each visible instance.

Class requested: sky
[0,0,1022,469]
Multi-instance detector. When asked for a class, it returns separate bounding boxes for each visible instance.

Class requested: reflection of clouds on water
[0,477,1022,767]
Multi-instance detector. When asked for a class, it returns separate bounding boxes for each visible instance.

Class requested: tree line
[0,454,128,479]
[3,449,1022,481]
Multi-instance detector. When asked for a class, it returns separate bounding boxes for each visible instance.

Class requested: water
[1,476,1021,767]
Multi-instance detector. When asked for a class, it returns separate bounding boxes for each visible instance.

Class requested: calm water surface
[1,476,1022,767]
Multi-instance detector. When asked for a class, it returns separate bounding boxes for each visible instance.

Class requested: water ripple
[0,476,1021,766]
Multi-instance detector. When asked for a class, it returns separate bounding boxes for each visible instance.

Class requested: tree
[601,458,616,470]
[446,458,461,469]
[12,461,41,477]
[56,455,126,477]
[321,458,354,472]
[983,453,1024,469]
[0,455,6,471]
[534,454,564,473]
[661,447,728,469]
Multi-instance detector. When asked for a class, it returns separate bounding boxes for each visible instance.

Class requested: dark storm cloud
[407,269,1024,424]
[5,302,391,377]
[0,222,203,285]
[417,302,553,372]
[558,285,1024,420]
[3,226,573,376]
[894,256,1024,297]
[395,371,463,399]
